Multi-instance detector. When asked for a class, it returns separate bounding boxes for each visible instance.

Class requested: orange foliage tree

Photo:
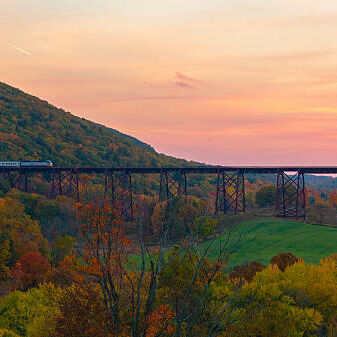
[146,305,175,337]
[77,200,161,336]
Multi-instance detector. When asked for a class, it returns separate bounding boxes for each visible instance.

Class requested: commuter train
[0,160,53,167]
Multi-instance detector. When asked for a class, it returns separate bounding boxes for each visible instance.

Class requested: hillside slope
[0,81,194,167]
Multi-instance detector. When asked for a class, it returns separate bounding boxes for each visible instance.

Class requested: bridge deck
[2,166,337,174]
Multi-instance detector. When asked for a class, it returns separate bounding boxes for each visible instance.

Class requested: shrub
[229,261,266,283]
[270,253,299,272]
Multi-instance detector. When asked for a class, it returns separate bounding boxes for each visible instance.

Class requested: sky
[1,0,337,165]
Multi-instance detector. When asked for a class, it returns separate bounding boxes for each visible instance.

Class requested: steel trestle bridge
[2,166,337,220]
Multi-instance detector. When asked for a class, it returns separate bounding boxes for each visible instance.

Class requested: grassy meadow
[204,218,337,268]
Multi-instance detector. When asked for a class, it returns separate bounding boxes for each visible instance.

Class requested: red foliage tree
[12,251,51,290]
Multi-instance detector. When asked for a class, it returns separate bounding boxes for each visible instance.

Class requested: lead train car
[21,160,53,167]
[0,161,53,167]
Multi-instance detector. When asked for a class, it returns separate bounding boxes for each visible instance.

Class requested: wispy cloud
[174,81,194,89]
[175,72,206,84]
[8,43,32,56]
[173,72,206,89]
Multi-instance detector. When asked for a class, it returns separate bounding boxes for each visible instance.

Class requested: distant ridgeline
[258,173,337,191]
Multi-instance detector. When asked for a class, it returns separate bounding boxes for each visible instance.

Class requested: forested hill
[0,81,196,167]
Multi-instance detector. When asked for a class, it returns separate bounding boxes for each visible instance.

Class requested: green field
[202,218,337,268]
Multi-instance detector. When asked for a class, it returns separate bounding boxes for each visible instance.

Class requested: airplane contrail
[8,43,32,56]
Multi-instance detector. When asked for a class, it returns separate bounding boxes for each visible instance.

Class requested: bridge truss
[1,165,335,220]
[215,170,245,215]
[276,170,306,218]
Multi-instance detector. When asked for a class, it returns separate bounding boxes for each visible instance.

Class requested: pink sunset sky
[1,0,337,165]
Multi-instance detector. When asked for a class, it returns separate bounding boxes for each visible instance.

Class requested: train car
[20,160,53,167]
[0,161,21,167]
[0,161,53,167]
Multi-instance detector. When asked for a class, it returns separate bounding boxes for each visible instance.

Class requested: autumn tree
[229,261,266,283]
[54,282,109,337]
[151,196,208,239]
[51,235,76,265]
[146,305,175,337]
[0,283,62,337]
[328,189,337,208]
[270,253,299,272]
[12,252,51,290]
[158,245,231,336]
[192,216,217,237]
[48,255,82,287]
[226,265,323,337]
[76,201,130,334]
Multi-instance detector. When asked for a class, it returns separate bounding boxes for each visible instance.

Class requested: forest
[0,182,337,337]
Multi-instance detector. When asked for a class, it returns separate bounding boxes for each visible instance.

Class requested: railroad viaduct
[2,166,336,219]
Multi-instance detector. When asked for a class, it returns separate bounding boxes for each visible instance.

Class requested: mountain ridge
[0,81,197,168]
